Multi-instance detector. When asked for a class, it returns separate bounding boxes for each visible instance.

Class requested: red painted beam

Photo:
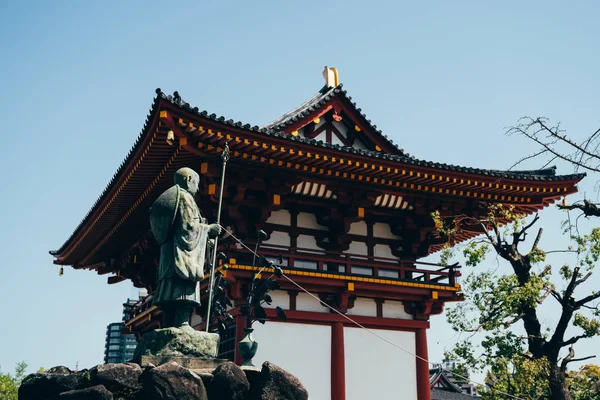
[263,308,429,331]
[331,322,346,400]
[416,328,431,400]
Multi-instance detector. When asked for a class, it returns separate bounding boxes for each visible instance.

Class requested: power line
[219,225,525,399]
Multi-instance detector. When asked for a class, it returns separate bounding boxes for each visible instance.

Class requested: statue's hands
[208,223,222,235]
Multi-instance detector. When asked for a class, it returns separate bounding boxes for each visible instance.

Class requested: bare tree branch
[575,291,600,308]
[558,199,600,217]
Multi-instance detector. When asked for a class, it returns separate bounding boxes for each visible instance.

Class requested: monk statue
[149,167,221,328]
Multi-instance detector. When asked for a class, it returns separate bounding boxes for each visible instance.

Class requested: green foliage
[463,241,489,267]
[573,314,600,337]
[483,356,550,399]
[573,227,600,269]
[434,202,600,398]
[569,364,600,400]
[0,362,27,400]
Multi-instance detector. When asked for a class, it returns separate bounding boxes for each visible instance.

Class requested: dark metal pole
[205,142,230,332]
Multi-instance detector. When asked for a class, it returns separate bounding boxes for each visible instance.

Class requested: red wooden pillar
[415,328,431,400]
[331,322,346,400]
[234,313,246,365]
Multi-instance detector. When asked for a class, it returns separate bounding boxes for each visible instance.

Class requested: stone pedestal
[133,325,220,363]
[139,355,228,369]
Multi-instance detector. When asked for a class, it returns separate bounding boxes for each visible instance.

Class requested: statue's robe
[153,188,210,307]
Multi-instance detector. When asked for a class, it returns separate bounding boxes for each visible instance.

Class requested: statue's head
[174,167,200,195]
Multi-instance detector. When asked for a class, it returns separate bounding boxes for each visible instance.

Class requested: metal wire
[219,224,525,400]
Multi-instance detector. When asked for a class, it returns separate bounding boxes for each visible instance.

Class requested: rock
[19,369,91,400]
[59,384,113,400]
[134,325,220,362]
[141,362,208,400]
[249,362,308,400]
[46,366,72,375]
[243,367,261,391]
[90,363,142,396]
[207,362,249,400]
[189,369,213,391]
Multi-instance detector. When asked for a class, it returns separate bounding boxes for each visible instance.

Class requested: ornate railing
[231,243,461,287]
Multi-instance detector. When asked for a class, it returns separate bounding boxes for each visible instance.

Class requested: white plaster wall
[345,297,377,317]
[353,140,368,150]
[296,292,329,313]
[382,300,414,320]
[262,290,289,309]
[373,244,396,260]
[333,121,348,138]
[252,322,331,400]
[344,327,417,400]
[347,241,368,256]
[313,131,327,143]
[266,209,291,225]
[373,222,401,239]
[297,212,328,231]
[331,133,344,146]
[263,231,290,247]
[348,221,367,236]
[297,234,323,250]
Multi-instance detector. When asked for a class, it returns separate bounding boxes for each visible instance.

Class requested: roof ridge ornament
[323,66,339,88]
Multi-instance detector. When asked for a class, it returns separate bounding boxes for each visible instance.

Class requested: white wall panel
[344,328,417,400]
[348,221,367,236]
[382,300,413,320]
[296,292,329,313]
[297,234,322,250]
[262,290,289,309]
[252,322,331,400]
[263,231,290,247]
[297,212,328,230]
[373,244,396,259]
[348,241,368,256]
[345,298,376,317]
[266,209,291,225]
[373,222,400,239]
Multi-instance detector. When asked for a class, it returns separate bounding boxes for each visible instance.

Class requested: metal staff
[205,141,230,332]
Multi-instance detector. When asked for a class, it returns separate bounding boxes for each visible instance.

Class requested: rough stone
[208,362,250,400]
[19,369,91,400]
[189,369,214,391]
[243,367,261,392]
[134,325,220,361]
[46,366,72,375]
[139,355,227,369]
[249,361,309,400]
[59,384,113,400]
[141,362,208,400]
[90,362,142,396]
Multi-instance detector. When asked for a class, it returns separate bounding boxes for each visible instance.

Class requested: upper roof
[50,79,585,267]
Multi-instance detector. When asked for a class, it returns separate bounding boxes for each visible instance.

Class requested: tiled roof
[50,86,585,261]
[160,89,585,182]
[431,388,478,400]
[263,84,408,156]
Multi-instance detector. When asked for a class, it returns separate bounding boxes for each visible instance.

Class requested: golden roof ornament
[323,66,339,88]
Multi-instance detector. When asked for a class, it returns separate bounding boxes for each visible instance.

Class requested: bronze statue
[149,167,220,328]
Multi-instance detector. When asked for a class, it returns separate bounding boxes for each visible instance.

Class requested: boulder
[207,362,249,400]
[141,362,208,400]
[19,369,90,400]
[90,362,142,396]
[249,362,308,400]
[59,384,113,400]
[46,366,72,375]
[189,369,214,391]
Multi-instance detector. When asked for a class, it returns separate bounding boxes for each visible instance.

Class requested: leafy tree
[0,362,28,400]
[569,363,600,400]
[434,202,600,400]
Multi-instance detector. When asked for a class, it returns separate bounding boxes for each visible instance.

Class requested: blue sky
[1,0,599,377]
